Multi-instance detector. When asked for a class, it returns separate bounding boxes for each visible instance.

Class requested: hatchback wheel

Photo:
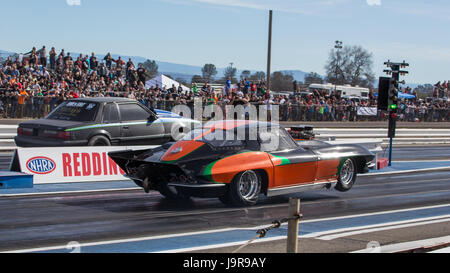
[88,135,111,146]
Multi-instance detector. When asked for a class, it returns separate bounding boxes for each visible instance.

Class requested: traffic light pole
[382,61,409,167]
[388,68,399,167]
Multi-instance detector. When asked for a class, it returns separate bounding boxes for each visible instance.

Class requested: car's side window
[103,103,120,123]
[118,103,150,122]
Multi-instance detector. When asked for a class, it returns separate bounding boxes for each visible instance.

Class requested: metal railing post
[287,198,300,253]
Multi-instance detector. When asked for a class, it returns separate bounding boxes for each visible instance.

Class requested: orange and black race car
[109,120,375,207]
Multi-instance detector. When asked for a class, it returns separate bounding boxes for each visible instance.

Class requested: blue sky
[1,0,450,84]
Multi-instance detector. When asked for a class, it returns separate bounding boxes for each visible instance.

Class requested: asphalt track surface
[0,121,449,253]
[0,168,449,252]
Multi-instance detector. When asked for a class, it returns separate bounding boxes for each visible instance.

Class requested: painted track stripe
[0,187,141,198]
[430,247,450,253]
[352,235,450,253]
[4,203,450,253]
[316,217,450,241]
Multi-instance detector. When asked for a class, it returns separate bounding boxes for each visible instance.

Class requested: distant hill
[0,50,15,59]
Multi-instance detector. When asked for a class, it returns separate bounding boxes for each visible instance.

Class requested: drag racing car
[15,97,200,147]
[109,120,375,207]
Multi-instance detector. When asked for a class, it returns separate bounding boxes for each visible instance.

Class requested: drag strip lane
[0,170,449,252]
[6,204,450,253]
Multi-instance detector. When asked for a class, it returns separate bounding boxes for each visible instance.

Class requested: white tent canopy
[145,74,190,93]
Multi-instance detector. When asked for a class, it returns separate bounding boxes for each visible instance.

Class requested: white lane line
[393,160,450,162]
[3,227,261,254]
[162,215,450,253]
[316,217,450,241]
[352,235,450,253]
[0,125,18,129]
[0,187,141,198]
[361,166,450,176]
[158,216,450,253]
[155,236,288,253]
[430,247,450,253]
[4,203,450,253]
[0,146,16,150]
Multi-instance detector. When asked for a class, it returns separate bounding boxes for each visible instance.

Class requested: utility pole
[381,60,409,166]
[334,41,343,94]
[266,10,273,91]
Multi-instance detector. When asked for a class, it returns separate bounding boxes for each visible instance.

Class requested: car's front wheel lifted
[335,158,357,192]
[221,170,262,207]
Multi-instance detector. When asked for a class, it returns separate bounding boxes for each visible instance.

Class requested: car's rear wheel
[88,135,111,146]
[220,170,261,207]
[335,158,357,192]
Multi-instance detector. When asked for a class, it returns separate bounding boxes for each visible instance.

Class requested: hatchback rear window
[47,101,99,122]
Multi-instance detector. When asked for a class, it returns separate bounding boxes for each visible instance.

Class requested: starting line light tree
[379,60,409,166]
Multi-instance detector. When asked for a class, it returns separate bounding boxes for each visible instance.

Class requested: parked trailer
[309,83,370,100]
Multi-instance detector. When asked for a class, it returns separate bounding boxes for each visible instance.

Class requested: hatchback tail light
[57,131,71,141]
[44,130,71,141]
[18,127,33,136]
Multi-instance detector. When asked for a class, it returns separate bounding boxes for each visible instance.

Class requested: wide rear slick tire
[220,170,262,207]
[335,158,357,192]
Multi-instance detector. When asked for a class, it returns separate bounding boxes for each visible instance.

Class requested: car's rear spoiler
[108,149,154,173]
[108,149,191,185]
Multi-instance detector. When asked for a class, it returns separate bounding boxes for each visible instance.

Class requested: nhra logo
[26,157,56,175]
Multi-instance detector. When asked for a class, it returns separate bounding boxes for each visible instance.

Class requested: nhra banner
[357,107,378,116]
[10,146,158,184]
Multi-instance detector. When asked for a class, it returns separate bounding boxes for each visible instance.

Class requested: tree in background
[304,72,323,85]
[249,71,266,82]
[140,59,159,79]
[240,70,251,80]
[191,75,204,83]
[223,65,237,83]
[270,71,295,91]
[201,64,217,83]
[413,84,434,99]
[325,45,375,88]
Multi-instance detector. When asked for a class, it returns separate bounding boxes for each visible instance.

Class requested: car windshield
[47,101,99,122]
[183,128,244,147]
[259,128,298,152]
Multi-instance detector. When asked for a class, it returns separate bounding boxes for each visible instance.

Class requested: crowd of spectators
[0,46,449,122]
